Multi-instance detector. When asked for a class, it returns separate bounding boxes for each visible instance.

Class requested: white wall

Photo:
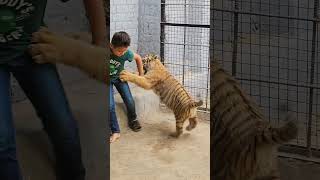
[110,0,139,52]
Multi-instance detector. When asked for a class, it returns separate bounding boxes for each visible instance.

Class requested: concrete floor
[11,65,320,180]
[110,89,210,180]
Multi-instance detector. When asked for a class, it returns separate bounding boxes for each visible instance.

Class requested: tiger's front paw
[169,132,182,138]
[119,70,133,82]
[29,27,85,66]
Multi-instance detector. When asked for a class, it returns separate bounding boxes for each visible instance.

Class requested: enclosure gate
[212,0,320,160]
[160,0,211,112]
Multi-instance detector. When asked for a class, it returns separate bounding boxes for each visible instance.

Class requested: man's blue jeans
[109,78,137,133]
[0,54,85,180]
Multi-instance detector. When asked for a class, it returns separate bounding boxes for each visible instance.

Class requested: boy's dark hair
[111,31,131,47]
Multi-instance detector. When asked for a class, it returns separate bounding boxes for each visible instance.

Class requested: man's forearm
[83,0,107,46]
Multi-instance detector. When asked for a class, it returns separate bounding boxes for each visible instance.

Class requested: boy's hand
[119,70,134,82]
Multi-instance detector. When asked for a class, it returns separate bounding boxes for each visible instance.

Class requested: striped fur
[211,61,298,180]
[120,54,203,137]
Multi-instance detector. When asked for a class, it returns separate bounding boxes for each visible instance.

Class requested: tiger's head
[142,54,161,74]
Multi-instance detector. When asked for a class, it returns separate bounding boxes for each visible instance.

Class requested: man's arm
[134,53,144,76]
[83,0,107,47]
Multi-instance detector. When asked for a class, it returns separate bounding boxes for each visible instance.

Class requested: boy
[109,31,144,143]
[0,0,106,179]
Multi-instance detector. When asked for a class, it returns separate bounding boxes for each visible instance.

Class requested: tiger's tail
[257,114,298,145]
[191,100,203,107]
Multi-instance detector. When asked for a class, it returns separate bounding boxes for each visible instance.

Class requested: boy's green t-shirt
[110,49,134,80]
[0,0,47,63]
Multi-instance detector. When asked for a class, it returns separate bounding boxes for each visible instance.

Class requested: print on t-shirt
[0,0,35,43]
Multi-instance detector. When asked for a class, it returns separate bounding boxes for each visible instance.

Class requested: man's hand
[29,27,108,83]
[29,27,65,64]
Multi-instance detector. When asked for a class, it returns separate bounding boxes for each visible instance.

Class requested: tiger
[119,54,203,138]
[211,60,298,180]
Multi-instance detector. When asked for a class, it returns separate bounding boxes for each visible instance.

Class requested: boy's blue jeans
[109,78,137,133]
[0,54,85,180]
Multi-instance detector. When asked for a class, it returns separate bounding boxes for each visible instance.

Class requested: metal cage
[212,0,320,160]
[160,0,211,112]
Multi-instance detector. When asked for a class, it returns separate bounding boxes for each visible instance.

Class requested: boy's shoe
[128,120,141,132]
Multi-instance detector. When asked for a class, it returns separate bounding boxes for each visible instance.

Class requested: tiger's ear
[152,54,159,59]
[155,59,164,66]
[142,54,149,60]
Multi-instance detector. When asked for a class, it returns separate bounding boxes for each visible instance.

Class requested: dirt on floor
[110,89,210,180]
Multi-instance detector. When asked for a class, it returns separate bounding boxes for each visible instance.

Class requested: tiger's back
[153,72,200,119]
[144,57,203,137]
[119,53,204,137]
[212,62,298,180]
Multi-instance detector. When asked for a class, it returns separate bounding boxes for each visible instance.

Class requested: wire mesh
[161,0,211,111]
[212,0,320,157]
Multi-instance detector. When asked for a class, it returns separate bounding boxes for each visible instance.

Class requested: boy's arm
[83,0,107,47]
[134,53,144,76]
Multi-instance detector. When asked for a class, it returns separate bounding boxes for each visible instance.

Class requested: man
[0,0,106,179]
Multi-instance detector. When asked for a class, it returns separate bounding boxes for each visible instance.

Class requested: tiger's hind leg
[170,120,185,138]
[186,117,198,131]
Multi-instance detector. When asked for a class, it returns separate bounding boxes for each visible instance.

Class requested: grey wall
[110,0,139,52]
[110,0,160,56]
[110,0,161,71]
[137,0,161,56]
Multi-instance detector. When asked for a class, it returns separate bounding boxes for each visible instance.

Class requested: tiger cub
[119,54,203,137]
[211,61,298,180]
